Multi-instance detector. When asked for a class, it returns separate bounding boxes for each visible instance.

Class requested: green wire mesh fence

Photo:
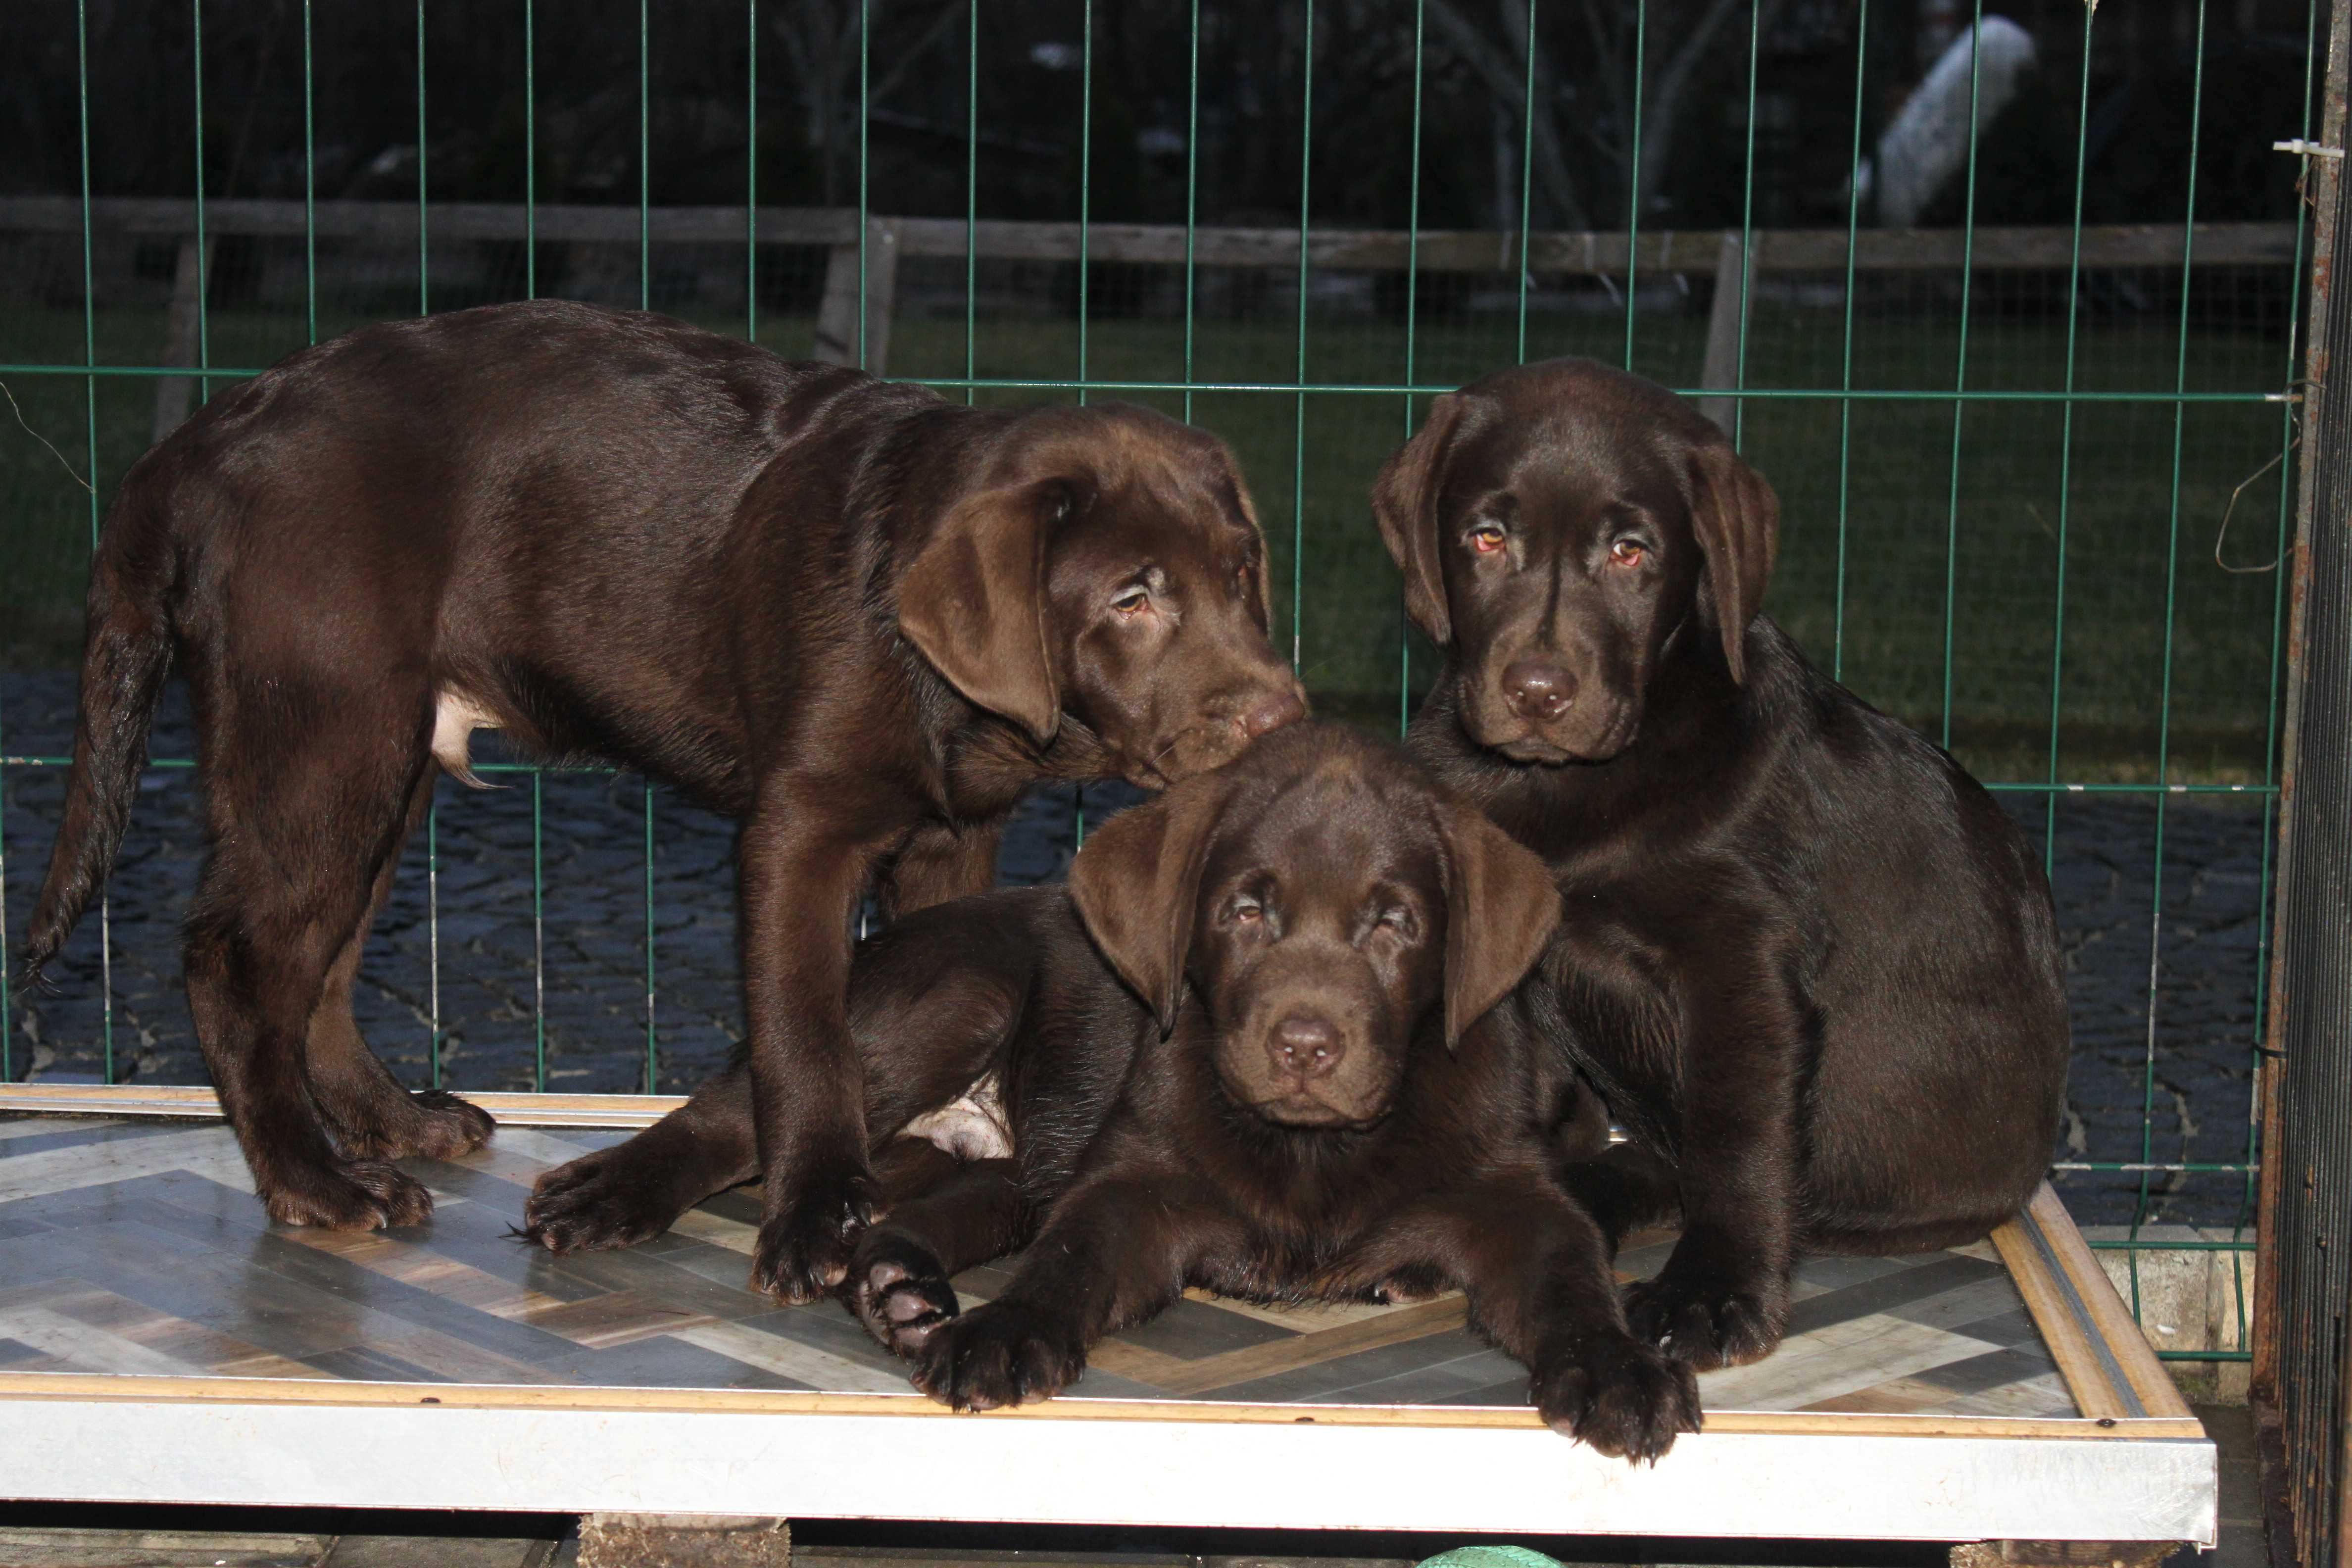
[0,0,2328,1381]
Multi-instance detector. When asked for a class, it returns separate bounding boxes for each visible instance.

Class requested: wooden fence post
[1699,230,1747,438]
[812,217,898,375]
[151,234,214,444]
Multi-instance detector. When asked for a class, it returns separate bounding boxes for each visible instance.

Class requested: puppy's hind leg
[1556,1141,1682,1252]
[185,692,443,1229]
[305,766,495,1163]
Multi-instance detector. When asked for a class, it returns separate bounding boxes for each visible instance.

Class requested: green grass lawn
[1,296,2298,785]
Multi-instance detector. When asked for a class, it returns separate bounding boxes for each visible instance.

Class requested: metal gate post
[2255,3,2352,1567]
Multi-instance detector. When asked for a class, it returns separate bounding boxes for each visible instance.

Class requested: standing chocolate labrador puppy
[1377,358,2068,1371]
[23,300,1301,1299]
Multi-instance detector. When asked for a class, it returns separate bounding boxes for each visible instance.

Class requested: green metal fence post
[1830,3,1866,680]
[1938,0,1989,754]
[1399,0,1426,737]
[2132,1,2215,1306]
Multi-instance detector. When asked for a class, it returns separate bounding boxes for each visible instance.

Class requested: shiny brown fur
[23,300,1302,1283]
[1380,359,2070,1372]
[529,725,1702,1462]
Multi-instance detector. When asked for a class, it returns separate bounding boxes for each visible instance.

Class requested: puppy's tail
[21,469,178,986]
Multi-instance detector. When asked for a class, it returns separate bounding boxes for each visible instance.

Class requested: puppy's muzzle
[1233,686,1306,742]
[1249,1011,1389,1127]
[1151,679,1307,782]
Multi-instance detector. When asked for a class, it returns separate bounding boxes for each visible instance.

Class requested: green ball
[1417,1548,1566,1568]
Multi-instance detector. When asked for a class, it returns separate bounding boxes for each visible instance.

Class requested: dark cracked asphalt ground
[0,672,2270,1228]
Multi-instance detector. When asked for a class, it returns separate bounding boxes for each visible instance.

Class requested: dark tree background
[1,0,2317,236]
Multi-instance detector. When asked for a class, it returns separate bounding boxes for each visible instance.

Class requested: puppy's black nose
[1235,687,1306,739]
[1269,1015,1344,1080]
[1502,659,1576,722]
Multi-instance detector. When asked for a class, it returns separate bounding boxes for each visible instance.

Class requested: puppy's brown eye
[1610,539,1647,567]
[1375,907,1414,933]
[1229,897,1263,925]
[1113,588,1150,617]
[1469,524,1507,555]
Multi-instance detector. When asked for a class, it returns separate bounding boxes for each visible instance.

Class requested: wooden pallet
[0,1087,2212,1546]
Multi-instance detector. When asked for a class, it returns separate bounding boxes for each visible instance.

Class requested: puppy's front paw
[521,1147,687,1253]
[1531,1332,1702,1462]
[264,1160,435,1231]
[910,1302,1085,1411]
[401,1090,498,1158]
[321,1085,497,1163]
[845,1230,961,1355]
[1623,1256,1783,1371]
[750,1165,884,1303]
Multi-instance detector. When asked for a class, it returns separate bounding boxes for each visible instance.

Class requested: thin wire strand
[416,0,428,317]
[1181,0,1200,425]
[76,0,111,1083]
[2043,9,2098,874]
[0,361,2288,405]
[1291,0,1314,672]
[1514,0,1535,364]
[1076,0,1092,403]
[533,770,545,1092]
[858,0,870,367]
[525,0,536,299]
[747,0,758,343]
[1938,2,1988,753]
[2134,0,2212,1267]
[963,0,977,405]
[1399,0,1426,736]
[638,0,650,312]
[1622,0,1645,371]
[1730,0,1760,450]
[429,800,441,1087]
[195,0,212,389]
[642,0,657,1094]
[302,0,316,343]
[1831,4,1866,679]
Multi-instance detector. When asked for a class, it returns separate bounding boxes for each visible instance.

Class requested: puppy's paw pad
[847,1247,960,1355]
[1533,1336,1702,1463]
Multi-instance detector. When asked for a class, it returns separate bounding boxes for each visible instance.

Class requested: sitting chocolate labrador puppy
[23,300,1301,1293]
[1376,359,2069,1371]
[816,724,1698,1461]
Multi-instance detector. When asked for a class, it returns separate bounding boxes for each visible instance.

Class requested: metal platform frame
[0,1086,2215,1548]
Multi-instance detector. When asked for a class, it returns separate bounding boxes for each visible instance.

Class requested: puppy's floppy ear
[1068,770,1235,1035]
[896,478,1066,743]
[1687,443,1780,685]
[1201,432,1277,631]
[1437,797,1562,1050]
[1372,392,1472,646]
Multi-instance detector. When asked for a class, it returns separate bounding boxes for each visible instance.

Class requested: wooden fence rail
[0,197,2298,441]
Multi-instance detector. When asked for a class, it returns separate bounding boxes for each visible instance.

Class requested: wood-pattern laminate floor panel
[0,1115,2076,1419]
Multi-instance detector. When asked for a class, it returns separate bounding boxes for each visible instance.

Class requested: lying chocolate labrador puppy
[808,724,1699,1461]
[23,300,1301,1293]
[1376,358,2069,1371]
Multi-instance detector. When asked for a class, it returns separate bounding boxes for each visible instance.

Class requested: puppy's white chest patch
[902,1071,1014,1163]
[431,690,503,788]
